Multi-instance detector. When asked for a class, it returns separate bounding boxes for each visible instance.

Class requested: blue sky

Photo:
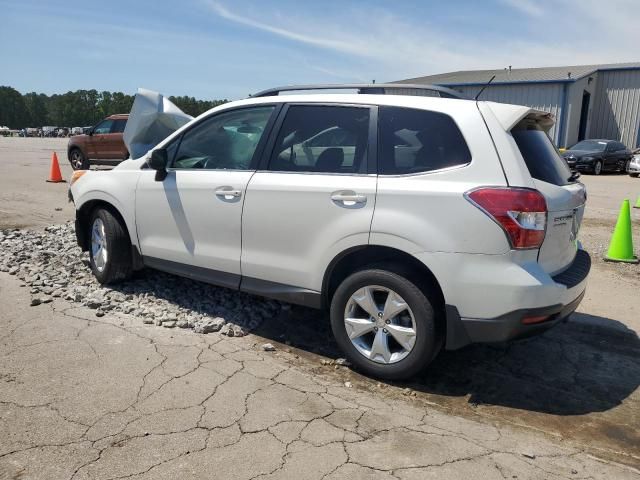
[1,0,637,100]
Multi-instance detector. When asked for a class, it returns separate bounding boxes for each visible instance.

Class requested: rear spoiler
[482,101,555,133]
[123,88,193,159]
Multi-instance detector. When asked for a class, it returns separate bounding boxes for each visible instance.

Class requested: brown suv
[67,114,129,170]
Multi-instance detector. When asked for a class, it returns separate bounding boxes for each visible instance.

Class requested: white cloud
[206,0,639,83]
[498,0,544,17]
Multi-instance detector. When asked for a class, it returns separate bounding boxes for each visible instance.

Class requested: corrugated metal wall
[590,70,640,148]
[454,83,564,143]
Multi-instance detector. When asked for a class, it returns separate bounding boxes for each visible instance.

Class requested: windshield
[570,140,607,152]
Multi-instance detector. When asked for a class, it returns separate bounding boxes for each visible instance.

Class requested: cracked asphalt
[1,276,638,480]
[1,137,640,479]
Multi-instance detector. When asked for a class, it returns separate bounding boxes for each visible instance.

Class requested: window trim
[258,102,377,176]
[376,105,472,177]
[164,103,282,172]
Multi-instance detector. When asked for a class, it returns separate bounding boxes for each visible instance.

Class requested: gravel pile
[0,223,283,336]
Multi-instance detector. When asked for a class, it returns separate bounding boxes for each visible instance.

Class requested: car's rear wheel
[330,269,439,380]
[593,160,602,175]
[88,208,133,284]
[69,148,89,170]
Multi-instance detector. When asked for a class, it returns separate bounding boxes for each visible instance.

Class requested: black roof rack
[250,83,466,99]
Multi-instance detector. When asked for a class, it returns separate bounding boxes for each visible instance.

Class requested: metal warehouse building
[397,62,640,149]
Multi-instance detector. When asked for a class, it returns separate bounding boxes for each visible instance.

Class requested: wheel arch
[67,144,86,160]
[322,245,446,319]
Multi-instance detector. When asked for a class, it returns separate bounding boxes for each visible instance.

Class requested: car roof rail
[250,83,466,99]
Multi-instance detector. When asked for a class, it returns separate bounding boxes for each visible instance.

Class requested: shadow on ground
[110,270,640,419]
[256,307,640,417]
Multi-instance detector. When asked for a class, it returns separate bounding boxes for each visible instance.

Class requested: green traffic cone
[634,196,640,209]
[604,199,638,263]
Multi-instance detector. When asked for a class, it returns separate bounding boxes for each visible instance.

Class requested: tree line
[0,86,227,129]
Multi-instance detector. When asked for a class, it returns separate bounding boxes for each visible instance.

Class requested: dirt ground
[1,137,640,478]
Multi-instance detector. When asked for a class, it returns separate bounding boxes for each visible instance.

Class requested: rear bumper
[439,249,591,350]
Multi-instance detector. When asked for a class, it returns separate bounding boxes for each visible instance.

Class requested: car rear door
[135,105,277,286]
[241,103,377,299]
[510,118,586,275]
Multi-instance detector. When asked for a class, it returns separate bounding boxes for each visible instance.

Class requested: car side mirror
[150,148,168,181]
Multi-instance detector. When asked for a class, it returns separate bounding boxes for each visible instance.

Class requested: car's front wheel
[69,148,89,170]
[330,269,439,380]
[593,160,602,175]
[88,208,133,284]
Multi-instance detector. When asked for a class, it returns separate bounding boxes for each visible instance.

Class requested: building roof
[396,62,640,86]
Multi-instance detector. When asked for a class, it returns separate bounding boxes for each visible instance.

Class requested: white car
[69,84,590,380]
[629,150,640,177]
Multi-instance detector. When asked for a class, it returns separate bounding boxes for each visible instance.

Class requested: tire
[593,160,602,175]
[624,160,631,174]
[69,148,89,170]
[88,208,133,284]
[330,269,439,380]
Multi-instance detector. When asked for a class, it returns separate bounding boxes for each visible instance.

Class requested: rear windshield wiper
[568,171,581,182]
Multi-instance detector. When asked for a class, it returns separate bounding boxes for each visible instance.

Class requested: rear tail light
[465,187,547,249]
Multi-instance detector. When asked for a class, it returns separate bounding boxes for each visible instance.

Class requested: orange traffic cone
[46,152,65,183]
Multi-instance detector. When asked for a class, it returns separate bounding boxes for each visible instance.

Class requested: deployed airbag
[123,88,193,159]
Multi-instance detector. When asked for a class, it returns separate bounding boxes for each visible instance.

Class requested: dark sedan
[562,139,632,175]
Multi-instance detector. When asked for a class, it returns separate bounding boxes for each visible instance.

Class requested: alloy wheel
[71,150,84,169]
[91,218,108,272]
[343,285,417,364]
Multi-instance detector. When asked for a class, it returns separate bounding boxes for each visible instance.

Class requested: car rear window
[512,120,573,186]
[378,106,471,175]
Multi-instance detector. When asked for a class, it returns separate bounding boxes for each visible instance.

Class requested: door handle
[215,187,242,200]
[331,191,367,207]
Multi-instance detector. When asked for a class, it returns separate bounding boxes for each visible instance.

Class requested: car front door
[241,104,377,301]
[135,105,277,287]
[89,119,116,159]
[111,118,129,159]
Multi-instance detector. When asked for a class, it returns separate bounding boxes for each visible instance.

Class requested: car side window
[268,105,370,174]
[378,106,471,175]
[111,119,127,133]
[94,119,114,135]
[615,142,627,152]
[171,106,274,170]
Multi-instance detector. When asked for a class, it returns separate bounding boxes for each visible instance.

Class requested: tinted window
[112,119,127,133]
[378,106,471,175]
[172,106,274,170]
[512,121,573,186]
[614,142,627,152]
[94,119,114,134]
[268,105,369,174]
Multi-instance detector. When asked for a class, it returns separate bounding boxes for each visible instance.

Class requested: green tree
[0,86,30,128]
[0,86,226,128]
[23,92,49,127]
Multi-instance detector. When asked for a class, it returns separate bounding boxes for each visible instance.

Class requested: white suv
[69,84,590,380]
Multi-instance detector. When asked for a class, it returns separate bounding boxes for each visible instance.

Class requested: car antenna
[474,75,496,101]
